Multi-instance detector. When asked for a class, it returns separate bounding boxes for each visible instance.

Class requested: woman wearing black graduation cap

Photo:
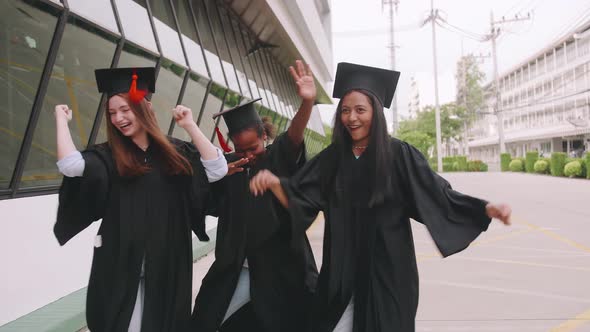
[250,62,512,332]
[191,60,319,332]
[53,67,227,332]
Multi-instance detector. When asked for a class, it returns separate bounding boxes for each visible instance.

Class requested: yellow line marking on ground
[0,58,97,86]
[550,307,590,332]
[470,227,536,247]
[66,77,87,143]
[517,219,590,254]
[454,256,590,272]
[417,221,534,262]
[0,126,56,157]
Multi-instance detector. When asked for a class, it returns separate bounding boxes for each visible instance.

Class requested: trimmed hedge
[533,160,550,174]
[501,153,511,172]
[525,151,539,173]
[565,157,587,178]
[509,159,524,172]
[564,161,583,178]
[442,156,468,172]
[467,160,488,172]
[586,153,590,179]
[551,152,567,177]
[456,156,468,171]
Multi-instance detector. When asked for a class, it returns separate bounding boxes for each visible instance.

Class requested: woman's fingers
[289,65,300,82]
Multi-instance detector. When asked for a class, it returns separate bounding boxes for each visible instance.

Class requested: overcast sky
[318,0,590,128]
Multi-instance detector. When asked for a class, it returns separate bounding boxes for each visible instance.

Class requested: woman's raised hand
[55,104,73,123]
[173,105,196,129]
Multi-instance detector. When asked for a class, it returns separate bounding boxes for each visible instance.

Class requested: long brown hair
[105,93,193,177]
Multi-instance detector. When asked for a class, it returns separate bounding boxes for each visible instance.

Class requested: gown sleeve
[280,151,327,244]
[54,149,110,245]
[397,141,491,257]
[268,132,306,176]
[176,140,212,241]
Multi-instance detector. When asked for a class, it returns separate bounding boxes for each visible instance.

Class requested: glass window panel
[96,43,158,144]
[254,50,280,113]
[204,0,240,93]
[198,82,226,142]
[68,0,119,34]
[240,29,271,108]
[114,0,159,54]
[219,6,250,97]
[172,0,208,77]
[0,0,59,189]
[191,0,226,86]
[148,0,187,67]
[213,88,242,149]
[172,71,208,141]
[261,50,287,116]
[272,59,296,118]
[150,58,185,132]
[20,16,117,188]
[230,17,259,99]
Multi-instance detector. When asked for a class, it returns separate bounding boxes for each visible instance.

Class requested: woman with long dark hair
[250,62,512,331]
[54,67,227,332]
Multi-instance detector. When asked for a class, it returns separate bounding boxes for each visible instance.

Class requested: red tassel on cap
[215,127,232,153]
[129,73,147,103]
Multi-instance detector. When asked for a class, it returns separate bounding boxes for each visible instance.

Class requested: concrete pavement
[190,172,590,332]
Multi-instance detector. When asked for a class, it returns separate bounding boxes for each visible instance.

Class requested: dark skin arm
[286,60,317,149]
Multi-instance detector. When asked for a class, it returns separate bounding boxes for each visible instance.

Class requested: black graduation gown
[192,133,318,332]
[54,138,210,332]
[281,138,492,332]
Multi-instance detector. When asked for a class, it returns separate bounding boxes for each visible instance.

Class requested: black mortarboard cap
[332,62,400,108]
[94,67,156,102]
[212,98,263,135]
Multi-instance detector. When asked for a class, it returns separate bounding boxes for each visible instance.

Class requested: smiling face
[107,94,146,140]
[340,90,374,147]
[231,127,267,167]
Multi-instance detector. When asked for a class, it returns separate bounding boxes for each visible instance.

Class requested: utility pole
[383,0,399,135]
[427,0,443,172]
[488,11,531,158]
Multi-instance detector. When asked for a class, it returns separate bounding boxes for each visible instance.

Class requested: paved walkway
[191,172,590,332]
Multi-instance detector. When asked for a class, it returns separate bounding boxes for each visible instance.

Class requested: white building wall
[469,20,590,164]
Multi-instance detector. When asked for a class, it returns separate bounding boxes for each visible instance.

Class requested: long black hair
[332,89,393,206]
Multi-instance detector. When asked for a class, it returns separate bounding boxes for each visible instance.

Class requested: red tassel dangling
[215,127,232,153]
[128,73,147,103]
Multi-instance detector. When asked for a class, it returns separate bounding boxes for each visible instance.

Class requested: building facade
[0,0,333,325]
[468,20,590,166]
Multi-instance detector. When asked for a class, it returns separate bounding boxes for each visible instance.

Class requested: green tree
[397,103,463,158]
[397,130,433,157]
[456,54,486,126]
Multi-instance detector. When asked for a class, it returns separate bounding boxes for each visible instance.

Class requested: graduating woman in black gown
[250,62,512,332]
[191,60,318,332]
[53,67,227,332]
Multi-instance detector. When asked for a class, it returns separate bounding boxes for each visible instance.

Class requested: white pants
[222,267,251,323]
[128,261,146,332]
[128,276,144,332]
[333,297,354,332]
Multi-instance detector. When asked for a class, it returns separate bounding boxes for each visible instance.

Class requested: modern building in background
[468,19,590,165]
[0,0,333,326]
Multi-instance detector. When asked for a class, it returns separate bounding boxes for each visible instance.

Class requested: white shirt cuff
[56,151,85,177]
[201,147,228,183]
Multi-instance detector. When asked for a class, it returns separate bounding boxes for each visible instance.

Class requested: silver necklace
[353,145,368,149]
